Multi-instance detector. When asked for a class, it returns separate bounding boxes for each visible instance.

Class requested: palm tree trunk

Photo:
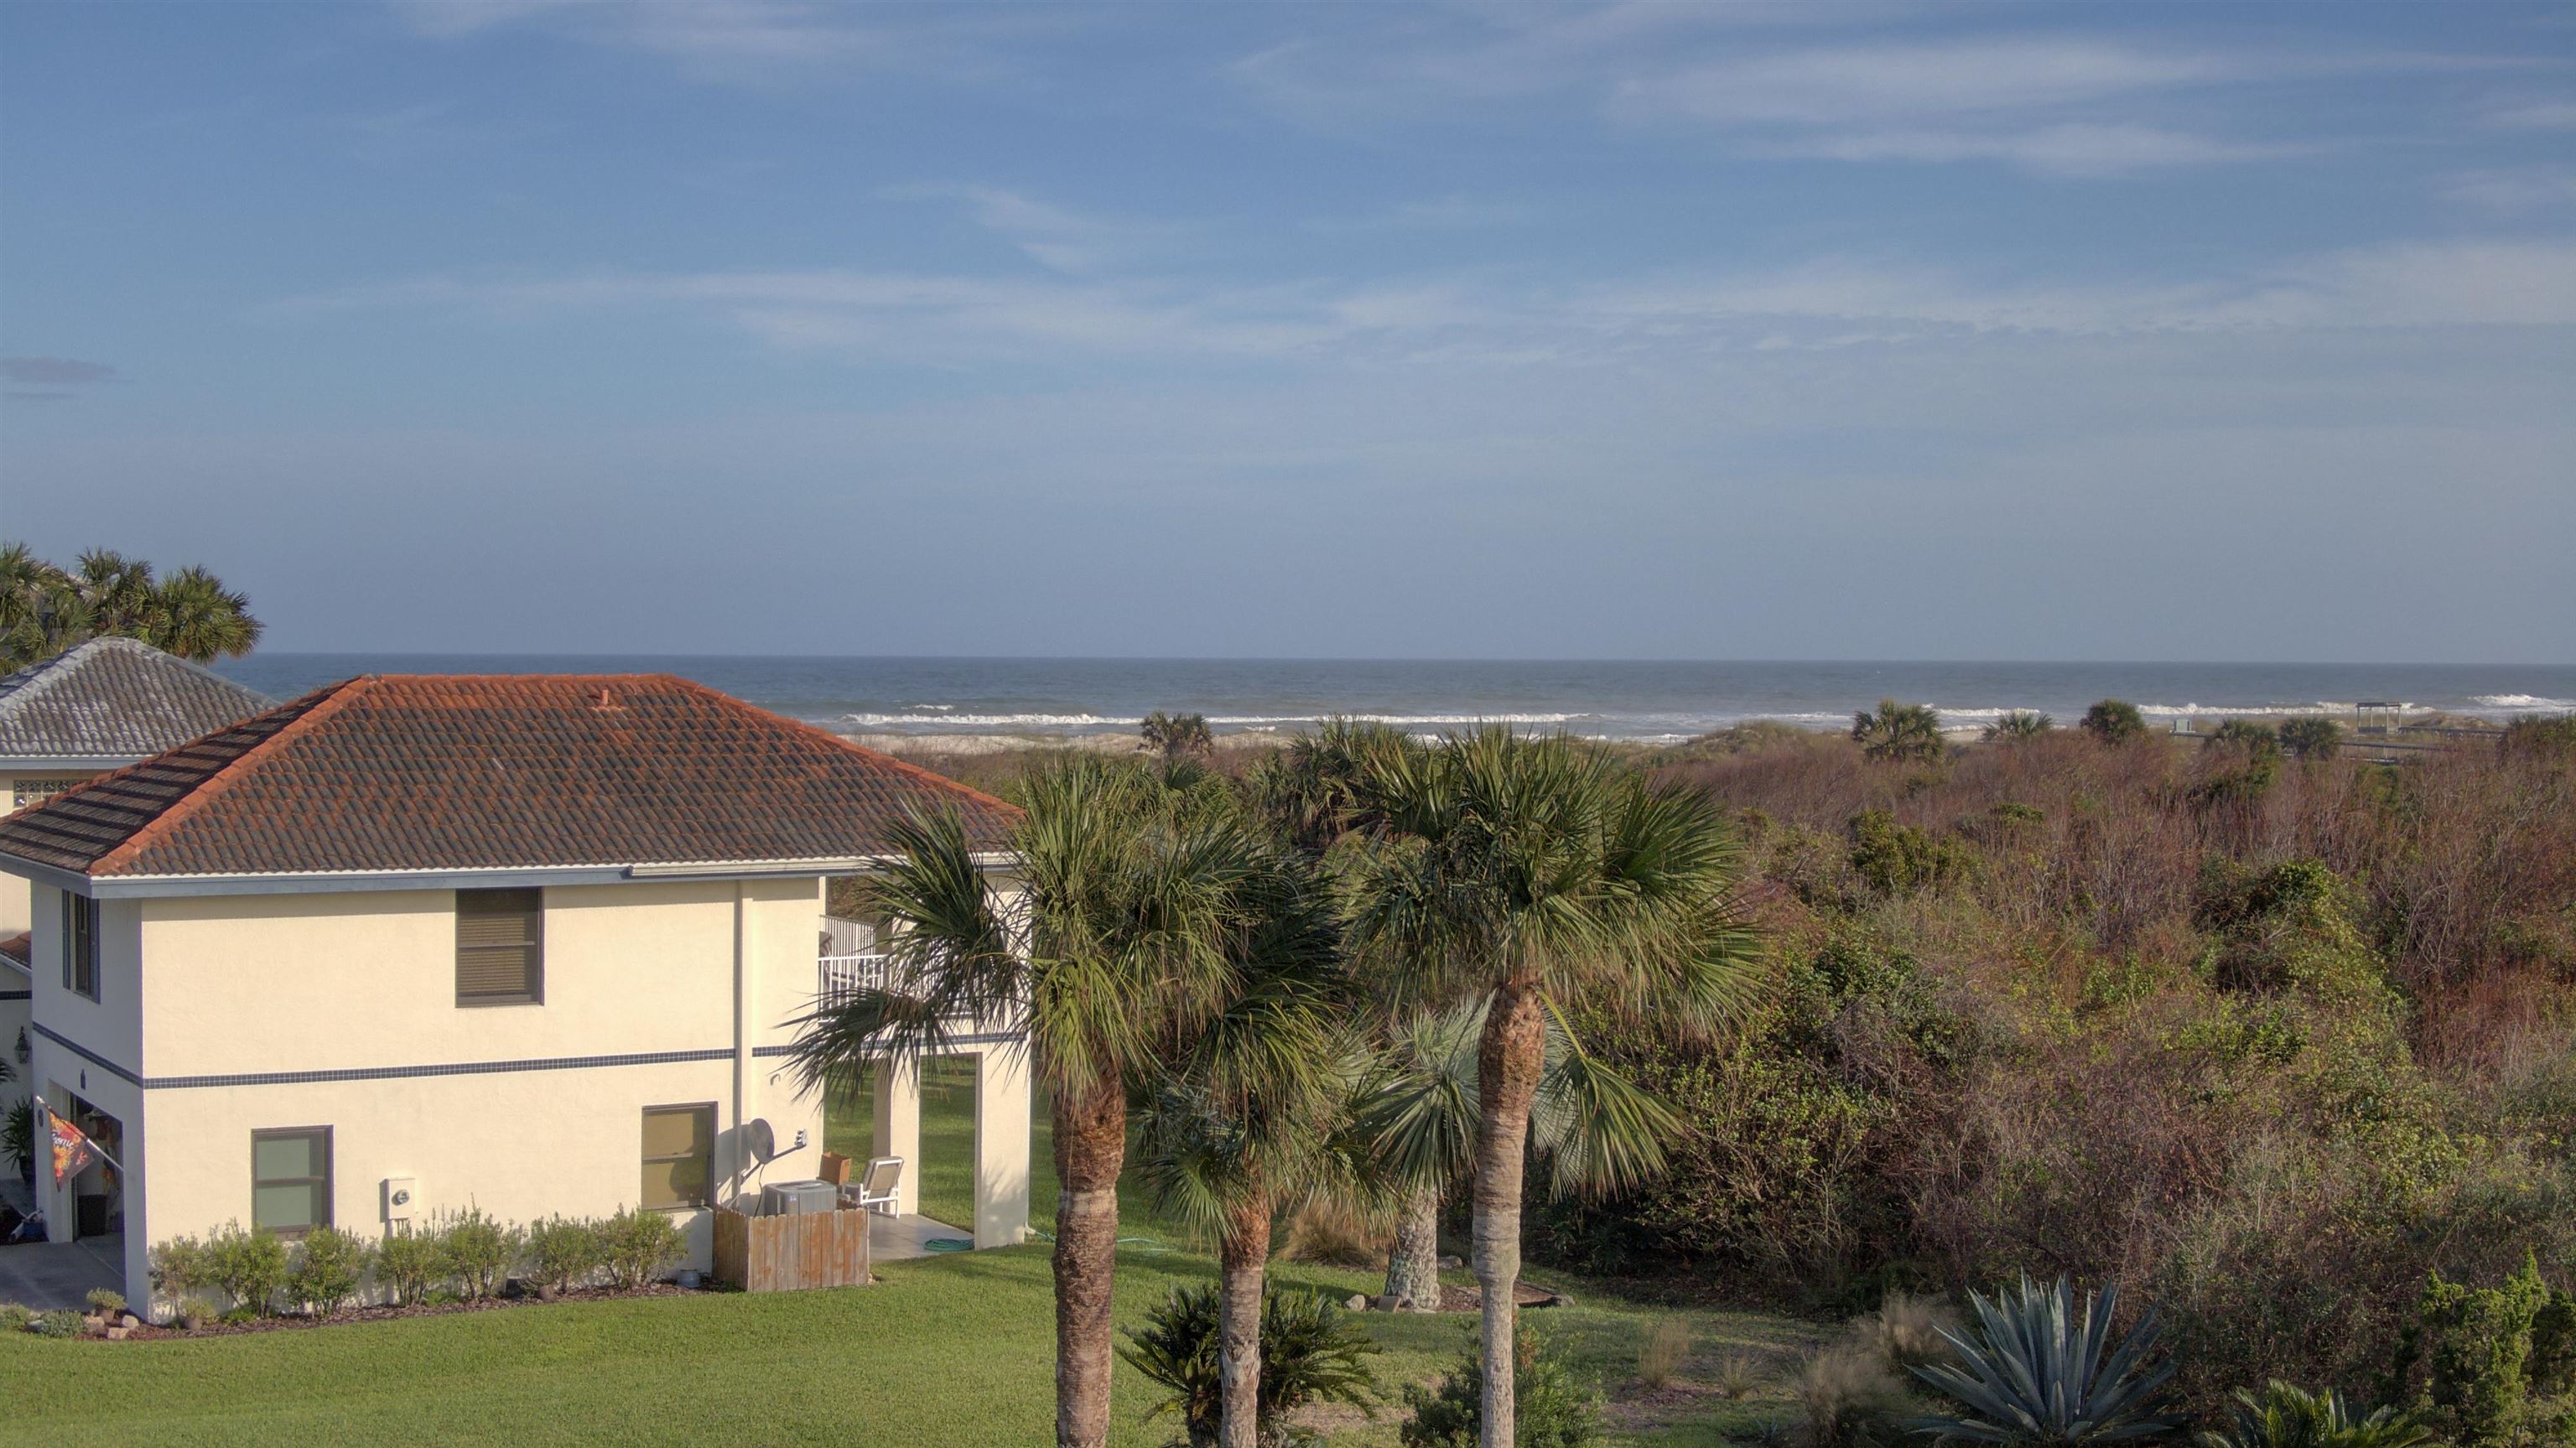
[1472,981,1547,1448]
[1054,1072,1127,1448]
[1218,1194,1272,1448]
[1384,1187,1443,1310]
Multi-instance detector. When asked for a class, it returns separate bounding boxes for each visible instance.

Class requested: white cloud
[2487,99,2576,130]
[1742,122,2300,176]
[269,236,2576,381]
[392,0,1046,85]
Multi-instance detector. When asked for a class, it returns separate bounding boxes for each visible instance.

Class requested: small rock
[120,1312,142,1329]
[1345,1294,1368,1311]
[1437,1254,1463,1269]
[1368,1294,1406,1312]
[106,1325,130,1340]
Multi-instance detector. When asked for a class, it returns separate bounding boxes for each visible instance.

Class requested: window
[456,888,543,1005]
[61,893,100,1002]
[13,776,84,812]
[252,1128,332,1237]
[641,1103,715,1210]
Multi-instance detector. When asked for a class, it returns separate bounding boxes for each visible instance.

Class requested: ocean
[209,657,2576,745]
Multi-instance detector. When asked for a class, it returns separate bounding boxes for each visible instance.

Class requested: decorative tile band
[31,1021,144,1087]
[31,1023,1031,1092]
[0,989,29,1000]
[146,1047,740,1091]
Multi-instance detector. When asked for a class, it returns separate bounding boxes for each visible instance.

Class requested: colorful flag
[47,1106,96,1186]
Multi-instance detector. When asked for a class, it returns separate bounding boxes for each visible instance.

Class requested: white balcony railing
[818,952,895,1000]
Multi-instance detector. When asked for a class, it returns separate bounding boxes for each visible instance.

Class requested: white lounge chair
[846,1155,903,1216]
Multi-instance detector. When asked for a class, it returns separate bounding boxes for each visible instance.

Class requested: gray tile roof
[0,638,277,763]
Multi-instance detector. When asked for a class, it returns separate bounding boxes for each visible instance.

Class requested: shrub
[1275,1197,1388,1269]
[2499,714,2576,759]
[1796,1342,1914,1448]
[150,1234,208,1300]
[1847,811,1969,896]
[202,1222,289,1316]
[1638,1316,1690,1389]
[85,1287,126,1317]
[1400,1322,1599,1448]
[288,1223,374,1316]
[2278,718,2343,761]
[599,1206,685,1290]
[2081,698,2149,744]
[2391,1254,2576,1448]
[1910,1276,2179,1445]
[2196,1379,2428,1448]
[524,1214,607,1294]
[433,1206,521,1300]
[1120,1283,1381,1447]
[29,1308,85,1338]
[0,1301,32,1331]
[1982,712,2054,743]
[1853,700,1945,763]
[375,1227,446,1306]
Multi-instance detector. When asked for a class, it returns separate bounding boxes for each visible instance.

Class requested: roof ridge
[0,636,273,719]
[652,672,1024,820]
[85,676,375,875]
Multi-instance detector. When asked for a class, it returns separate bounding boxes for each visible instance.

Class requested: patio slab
[0,1238,122,1311]
[869,1212,974,1264]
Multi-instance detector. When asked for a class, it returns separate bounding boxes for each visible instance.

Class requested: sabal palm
[1854,698,1945,761]
[1355,999,1680,1309]
[1335,726,1759,1448]
[1133,848,1353,1448]
[788,758,1267,1448]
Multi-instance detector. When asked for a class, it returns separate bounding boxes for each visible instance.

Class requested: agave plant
[1908,1275,2179,1445]
[2195,1380,2427,1448]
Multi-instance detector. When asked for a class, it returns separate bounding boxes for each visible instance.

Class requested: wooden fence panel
[711,1207,872,1292]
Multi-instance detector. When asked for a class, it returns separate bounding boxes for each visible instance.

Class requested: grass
[13,1070,1824,1444]
[1,1244,1820,1445]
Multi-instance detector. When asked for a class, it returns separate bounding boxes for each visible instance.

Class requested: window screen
[641,1103,715,1210]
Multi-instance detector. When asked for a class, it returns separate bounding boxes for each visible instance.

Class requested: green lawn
[3,1245,1821,1446]
[13,1072,1825,1444]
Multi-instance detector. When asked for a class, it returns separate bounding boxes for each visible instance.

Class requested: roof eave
[0,849,1023,899]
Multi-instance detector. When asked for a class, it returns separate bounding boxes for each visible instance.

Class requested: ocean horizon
[211,655,2576,745]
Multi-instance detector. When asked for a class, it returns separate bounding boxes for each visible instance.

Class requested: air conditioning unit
[761,1180,838,1216]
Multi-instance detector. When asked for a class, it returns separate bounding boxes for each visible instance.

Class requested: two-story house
[0,671,1031,1316]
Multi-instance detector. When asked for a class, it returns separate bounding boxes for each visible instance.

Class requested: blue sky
[2,2,2570,661]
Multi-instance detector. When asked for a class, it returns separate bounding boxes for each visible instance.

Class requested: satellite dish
[743,1118,778,1165]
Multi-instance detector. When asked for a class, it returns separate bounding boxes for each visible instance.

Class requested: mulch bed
[68,1281,720,1342]
[1436,1281,1568,1312]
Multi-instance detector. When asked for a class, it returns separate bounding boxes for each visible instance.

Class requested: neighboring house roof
[0,931,25,971]
[0,673,1020,880]
[0,637,276,764]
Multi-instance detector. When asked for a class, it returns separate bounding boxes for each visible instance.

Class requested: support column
[870,1057,921,1217]
[971,1046,1031,1248]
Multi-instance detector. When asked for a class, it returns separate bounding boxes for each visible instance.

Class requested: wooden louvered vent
[456,887,544,1004]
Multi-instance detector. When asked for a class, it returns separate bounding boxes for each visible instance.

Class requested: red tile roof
[0,674,1019,880]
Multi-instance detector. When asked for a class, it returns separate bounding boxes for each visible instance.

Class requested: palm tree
[0,543,77,671]
[1981,711,2053,743]
[149,564,263,662]
[1354,1000,1680,1314]
[787,758,1267,1448]
[1334,727,1761,1447]
[1852,698,1945,761]
[0,543,262,667]
[1132,841,1353,1448]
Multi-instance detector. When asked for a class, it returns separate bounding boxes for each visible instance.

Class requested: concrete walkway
[0,1239,122,1310]
[869,1212,975,1264]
